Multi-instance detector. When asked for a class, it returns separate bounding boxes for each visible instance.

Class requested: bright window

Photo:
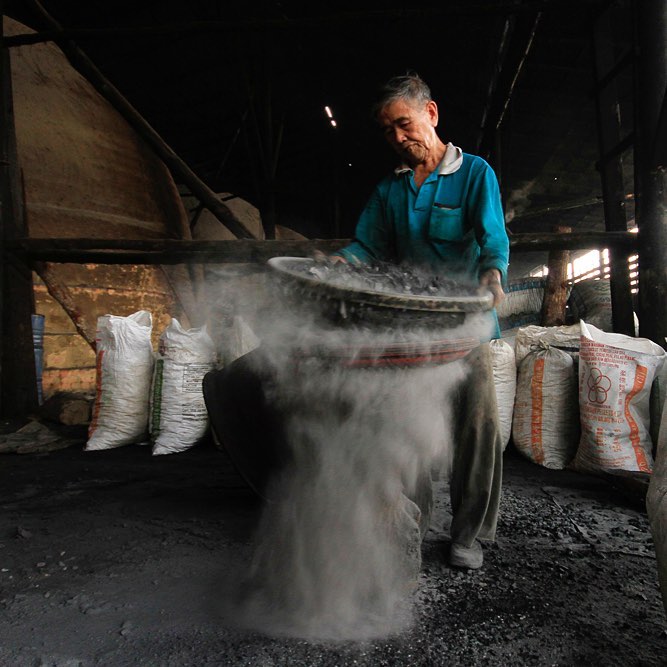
[528,249,638,293]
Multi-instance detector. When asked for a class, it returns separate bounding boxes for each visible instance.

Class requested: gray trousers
[205,343,502,550]
[408,342,503,547]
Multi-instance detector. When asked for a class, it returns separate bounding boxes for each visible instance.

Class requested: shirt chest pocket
[428,206,466,242]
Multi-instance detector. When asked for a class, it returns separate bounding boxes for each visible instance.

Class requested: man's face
[378,98,439,166]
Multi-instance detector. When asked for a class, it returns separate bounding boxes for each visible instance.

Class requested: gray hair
[371,73,433,118]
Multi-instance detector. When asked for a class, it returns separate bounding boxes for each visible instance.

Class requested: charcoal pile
[306,260,478,298]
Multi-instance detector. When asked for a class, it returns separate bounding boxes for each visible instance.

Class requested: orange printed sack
[573,321,666,473]
[512,343,579,469]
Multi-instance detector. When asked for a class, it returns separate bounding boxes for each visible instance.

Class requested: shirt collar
[394,142,463,176]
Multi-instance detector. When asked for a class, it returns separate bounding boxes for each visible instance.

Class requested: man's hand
[313,250,347,264]
[479,268,505,308]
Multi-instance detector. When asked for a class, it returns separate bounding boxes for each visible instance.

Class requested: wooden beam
[477,10,542,159]
[32,262,96,351]
[2,2,606,48]
[594,132,635,170]
[593,49,633,93]
[507,196,603,224]
[477,16,514,156]
[3,232,638,266]
[24,0,256,241]
[508,231,637,251]
[6,238,350,265]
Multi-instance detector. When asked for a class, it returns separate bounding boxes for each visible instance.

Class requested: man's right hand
[479,268,505,308]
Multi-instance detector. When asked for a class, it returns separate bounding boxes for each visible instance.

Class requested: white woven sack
[150,318,217,456]
[490,339,516,450]
[574,321,666,473]
[514,323,581,368]
[512,344,579,469]
[86,310,154,451]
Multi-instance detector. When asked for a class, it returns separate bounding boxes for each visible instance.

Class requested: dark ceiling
[5,0,636,275]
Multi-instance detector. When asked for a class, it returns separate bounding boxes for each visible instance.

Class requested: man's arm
[469,162,510,307]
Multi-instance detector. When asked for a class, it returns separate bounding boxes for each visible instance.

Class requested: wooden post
[592,8,636,336]
[0,41,38,417]
[540,226,571,326]
[635,0,667,349]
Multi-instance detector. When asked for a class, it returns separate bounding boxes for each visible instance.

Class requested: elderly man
[330,74,510,569]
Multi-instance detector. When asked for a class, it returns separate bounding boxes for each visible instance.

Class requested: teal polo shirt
[336,146,510,338]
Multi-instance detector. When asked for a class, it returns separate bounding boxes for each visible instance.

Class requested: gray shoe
[449,540,483,569]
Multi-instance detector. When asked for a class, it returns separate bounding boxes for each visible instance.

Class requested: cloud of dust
[205,265,492,641]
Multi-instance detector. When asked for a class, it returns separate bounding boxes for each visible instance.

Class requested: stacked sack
[150,319,217,455]
[512,339,580,469]
[85,311,220,456]
[490,326,580,461]
[511,323,581,469]
[86,311,154,451]
[514,323,582,367]
[510,320,666,474]
[489,339,516,451]
[573,321,665,473]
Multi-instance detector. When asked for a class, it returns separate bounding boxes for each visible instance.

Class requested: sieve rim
[267,256,494,313]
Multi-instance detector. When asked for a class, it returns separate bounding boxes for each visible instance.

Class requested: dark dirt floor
[1,427,666,667]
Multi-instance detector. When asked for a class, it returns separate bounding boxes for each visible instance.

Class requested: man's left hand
[312,250,348,265]
[479,269,505,308]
